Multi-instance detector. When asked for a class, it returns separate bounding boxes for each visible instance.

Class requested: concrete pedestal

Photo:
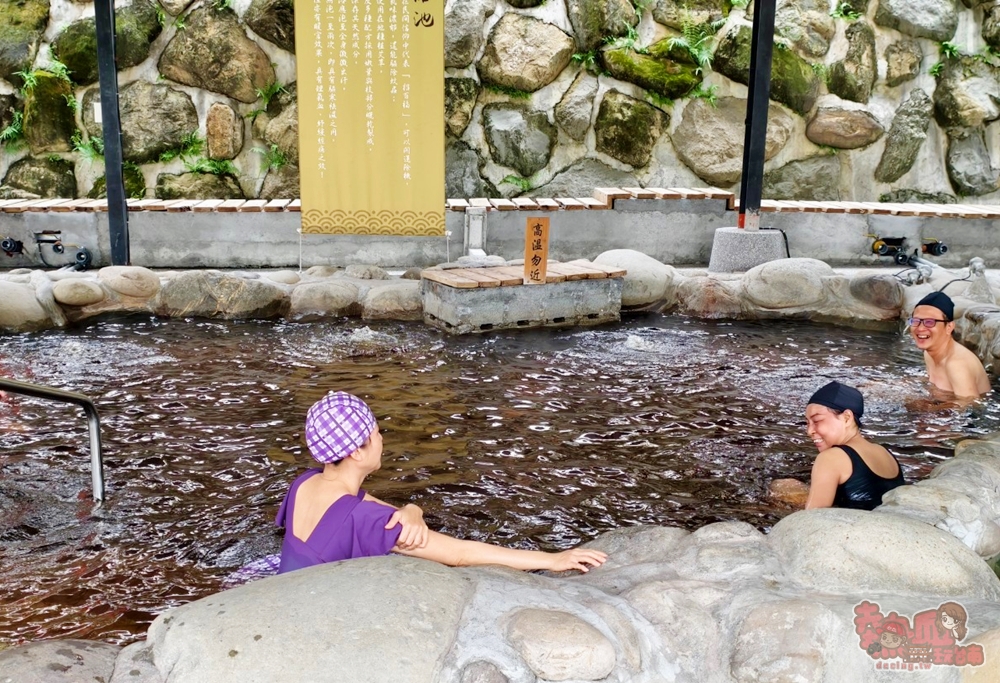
[707,226,787,273]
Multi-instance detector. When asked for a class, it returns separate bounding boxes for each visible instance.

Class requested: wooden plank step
[192,199,225,212]
[667,187,705,199]
[166,199,200,212]
[478,267,525,286]
[264,199,291,212]
[239,199,268,212]
[0,198,25,208]
[2,199,49,212]
[623,186,657,199]
[421,268,480,288]
[446,268,504,288]
[127,199,162,211]
[555,197,585,210]
[489,198,517,211]
[51,198,95,212]
[546,262,602,280]
[468,198,493,210]
[27,198,75,211]
[142,200,171,211]
[511,197,538,209]
[577,197,606,209]
[593,187,630,208]
[288,199,301,212]
[570,262,626,278]
[691,187,735,200]
[446,198,470,211]
[217,199,246,212]
[646,187,685,200]
[533,198,560,210]
[76,199,109,211]
[492,265,569,285]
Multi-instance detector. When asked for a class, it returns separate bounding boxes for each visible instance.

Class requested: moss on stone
[712,25,820,115]
[594,90,668,167]
[0,0,51,85]
[601,44,702,100]
[23,72,74,154]
[3,155,76,198]
[88,164,147,200]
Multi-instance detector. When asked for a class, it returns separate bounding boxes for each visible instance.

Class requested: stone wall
[3,0,1000,203]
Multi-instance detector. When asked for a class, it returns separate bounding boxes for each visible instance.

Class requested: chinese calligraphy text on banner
[524,217,549,284]
[295,0,444,236]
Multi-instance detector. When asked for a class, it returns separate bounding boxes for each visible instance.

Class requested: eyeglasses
[908,317,950,329]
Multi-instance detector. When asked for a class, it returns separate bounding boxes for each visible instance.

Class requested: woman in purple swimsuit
[803,381,905,510]
[276,391,607,574]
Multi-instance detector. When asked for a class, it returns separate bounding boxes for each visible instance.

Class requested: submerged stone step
[421,263,625,334]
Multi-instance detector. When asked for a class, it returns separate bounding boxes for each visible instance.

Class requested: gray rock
[601,42,703,101]
[985,4,1000,49]
[146,557,472,682]
[676,276,745,317]
[933,55,1000,130]
[763,155,841,201]
[478,14,575,93]
[849,273,903,310]
[2,156,76,198]
[251,82,296,141]
[880,483,1000,557]
[98,266,160,299]
[0,94,19,138]
[579,524,690,570]
[0,0,49,86]
[506,608,616,681]
[446,139,499,199]
[289,281,360,321]
[83,81,199,164]
[947,128,998,196]
[445,78,479,138]
[594,249,676,308]
[23,72,74,154]
[653,0,729,31]
[401,267,423,280]
[731,599,834,683]
[874,88,933,183]
[245,0,295,53]
[885,39,923,87]
[156,271,287,319]
[259,270,299,285]
[0,639,120,682]
[262,97,299,166]
[259,164,300,200]
[483,103,557,178]
[304,265,341,278]
[595,90,667,168]
[460,660,509,683]
[361,281,422,320]
[160,0,195,14]
[567,0,638,52]
[775,0,836,58]
[158,7,275,103]
[878,188,955,203]
[828,21,877,103]
[554,71,598,142]
[670,523,781,582]
[109,640,162,683]
[344,264,389,280]
[52,278,106,307]
[805,107,883,149]
[155,172,244,200]
[768,508,1000,599]
[0,279,53,332]
[206,103,243,161]
[445,0,496,68]
[874,0,958,42]
[673,97,793,186]
[526,158,636,197]
[742,258,832,309]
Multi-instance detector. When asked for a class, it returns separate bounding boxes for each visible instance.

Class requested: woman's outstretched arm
[391,530,607,573]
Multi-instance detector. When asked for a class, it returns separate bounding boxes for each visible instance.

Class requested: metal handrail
[1,378,105,504]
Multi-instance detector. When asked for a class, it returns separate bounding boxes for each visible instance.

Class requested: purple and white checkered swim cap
[305,391,377,463]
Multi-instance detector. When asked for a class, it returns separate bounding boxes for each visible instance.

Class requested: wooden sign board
[524,217,549,284]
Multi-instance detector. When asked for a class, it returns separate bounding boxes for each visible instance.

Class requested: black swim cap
[915,291,955,321]
[808,381,864,424]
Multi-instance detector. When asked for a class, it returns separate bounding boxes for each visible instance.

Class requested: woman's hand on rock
[548,548,608,573]
[387,503,429,550]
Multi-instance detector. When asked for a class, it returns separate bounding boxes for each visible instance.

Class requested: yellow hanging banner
[294,0,444,235]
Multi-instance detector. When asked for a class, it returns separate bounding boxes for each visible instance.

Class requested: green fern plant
[213,0,233,10]
[606,24,646,54]
[0,111,25,151]
[632,0,654,13]
[173,14,187,30]
[14,69,38,95]
[484,83,532,99]
[184,157,239,176]
[72,131,104,161]
[571,50,606,76]
[939,41,962,60]
[63,93,78,112]
[501,174,532,192]
[255,80,287,109]
[252,144,288,171]
[688,83,718,106]
[830,2,861,21]
[730,0,749,8]
[46,51,73,83]
[158,131,204,163]
[645,90,674,109]
[667,16,723,72]
[929,61,945,77]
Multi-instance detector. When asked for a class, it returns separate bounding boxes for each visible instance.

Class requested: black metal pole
[93,0,130,265]
[738,0,777,231]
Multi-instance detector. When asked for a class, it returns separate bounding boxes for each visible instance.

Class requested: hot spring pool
[1,315,997,645]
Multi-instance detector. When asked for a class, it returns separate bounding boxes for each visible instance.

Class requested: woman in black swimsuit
[804,381,905,510]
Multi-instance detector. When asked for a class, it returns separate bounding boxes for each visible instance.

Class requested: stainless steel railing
[0,378,105,504]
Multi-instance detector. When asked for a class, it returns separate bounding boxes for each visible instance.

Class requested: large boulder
[526,158,637,197]
[594,90,668,168]
[259,164,300,199]
[361,281,423,320]
[742,258,832,309]
[206,102,243,161]
[445,0,496,68]
[261,98,299,166]
[157,271,287,319]
[594,250,676,308]
[946,128,998,197]
[289,281,360,321]
[652,0,729,31]
[601,39,703,100]
[3,156,76,198]
[23,71,74,154]
[673,97,793,186]
[884,39,923,87]
[874,88,933,183]
[827,21,876,104]
[158,7,275,103]
[51,0,161,86]
[155,172,245,200]
[83,81,199,164]
[713,25,821,115]
[0,279,54,332]
[774,0,836,58]
[874,0,958,42]
[446,139,498,199]
[87,163,147,200]
[805,107,884,149]
[0,639,119,682]
[477,14,574,93]
[245,0,295,53]
[98,266,160,299]
[554,71,598,142]
[506,609,616,681]
[483,103,557,178]
[567,0,638,52]
[933,55,1000,130]
[985,4,1000,49]
[445,77,479,138]
[0,0,49,85]
[763,155,840,201]
[53,278,106,307]
[769,508,1000,599]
